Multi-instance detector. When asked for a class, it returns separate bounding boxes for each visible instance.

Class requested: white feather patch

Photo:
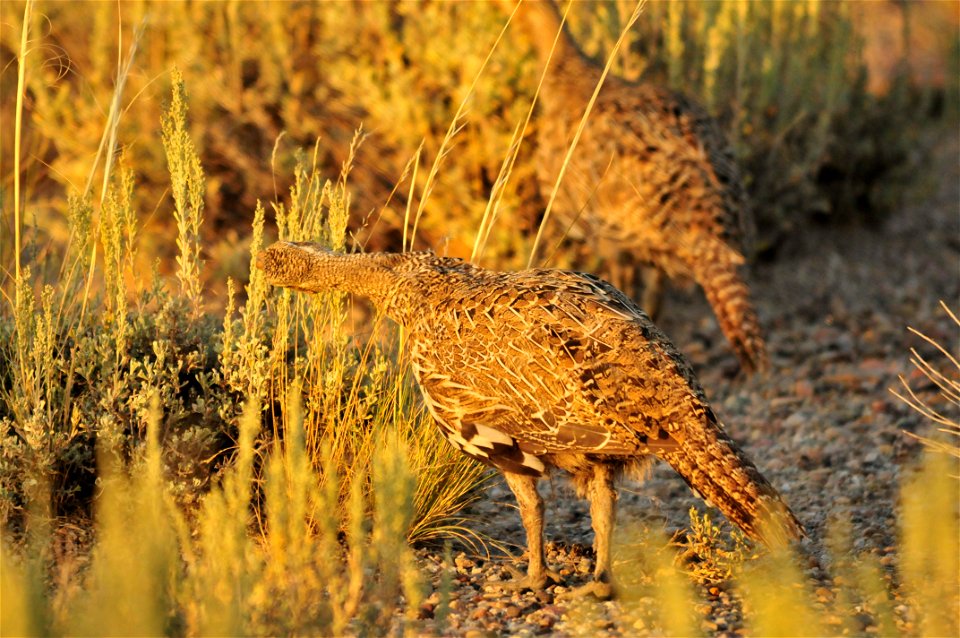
[522,451,546,474]
[470,424,514,449]
[447,431,490,459]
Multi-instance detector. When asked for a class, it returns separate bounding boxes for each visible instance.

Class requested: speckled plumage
[257,241,802,593]
[502,0,768,374]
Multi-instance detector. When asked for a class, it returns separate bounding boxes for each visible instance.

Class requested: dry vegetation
[3,1,955,279]
[1,0,958,635]
[891,301,960,462]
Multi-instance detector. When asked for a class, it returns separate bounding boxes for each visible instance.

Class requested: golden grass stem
[470,0,536,264]
[527,0,647,269]
[13,0,34,302]
[90,19,146,205]
[412,3,513,252]
[891,300,960,454]
[470,3,554,267]
[470,119,525,264]
[61,17,145,434]
[402,144,423,253]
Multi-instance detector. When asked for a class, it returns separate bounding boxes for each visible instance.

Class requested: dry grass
[1,67,487,549]
[891,301,960,462]
[2,394,437,636]
[1,1,957,635]
[2,1,949,284]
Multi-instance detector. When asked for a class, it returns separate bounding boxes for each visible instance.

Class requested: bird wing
[411,266,802,543]
[411,269,708,458]
[543,279,712,448]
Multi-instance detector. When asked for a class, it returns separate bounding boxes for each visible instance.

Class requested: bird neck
[506,0,590,75]
[292,251,414,315]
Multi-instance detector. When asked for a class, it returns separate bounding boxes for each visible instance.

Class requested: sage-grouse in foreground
[500,0,768,373]
[257,242,803,598]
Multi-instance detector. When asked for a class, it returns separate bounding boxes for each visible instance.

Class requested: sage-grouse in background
[257,241,803,599]
[499,0,768,374]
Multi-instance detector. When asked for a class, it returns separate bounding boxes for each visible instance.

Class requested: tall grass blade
[527,0,646,268]
[12,0,34,295]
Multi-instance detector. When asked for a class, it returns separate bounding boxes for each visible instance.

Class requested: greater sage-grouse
[257,242,802,597]
[500,0,768,373]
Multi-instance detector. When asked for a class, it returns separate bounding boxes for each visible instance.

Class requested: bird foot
[492,563,564,591]
[559,578,615,601]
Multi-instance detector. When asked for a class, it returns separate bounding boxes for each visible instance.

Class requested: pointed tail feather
[662,417,804,546]
[696,260,769,374]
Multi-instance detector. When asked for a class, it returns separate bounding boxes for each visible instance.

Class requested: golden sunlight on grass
[1,1,956,635]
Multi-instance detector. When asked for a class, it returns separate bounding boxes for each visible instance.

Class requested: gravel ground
[408,134,960,636]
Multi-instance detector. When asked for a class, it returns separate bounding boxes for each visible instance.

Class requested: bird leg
[568,464,618,600]
[497,472,563,590]
[640,266,664,320]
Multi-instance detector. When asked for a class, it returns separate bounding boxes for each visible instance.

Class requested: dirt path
[414,133,959,636]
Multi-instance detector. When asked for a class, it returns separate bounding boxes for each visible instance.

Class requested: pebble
[797,382,817,401]
[854,612,874,629]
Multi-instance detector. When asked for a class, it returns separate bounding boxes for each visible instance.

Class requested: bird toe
[559,578,616,601]
[492,563,564,591]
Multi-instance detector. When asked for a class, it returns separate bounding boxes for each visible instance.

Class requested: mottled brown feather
[257,242,802,548]
[500,0,768,373]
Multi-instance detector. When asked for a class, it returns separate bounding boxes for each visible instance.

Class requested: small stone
[455,553,476,573]
[794,379,815,398]
[504,605,522,619]
[854,612,874,629]
[783,410,809,429]
[538,615,557,630]
[824,614,845,626]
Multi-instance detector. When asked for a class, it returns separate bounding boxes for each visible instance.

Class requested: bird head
[255,241,338,293]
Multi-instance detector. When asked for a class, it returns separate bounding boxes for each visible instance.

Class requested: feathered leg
[499,472,562,590]
[640,266,665,320]
[568,464,617,599]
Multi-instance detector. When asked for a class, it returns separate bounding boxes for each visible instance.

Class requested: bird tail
[695,259,769,374]
[661,413,804,547]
